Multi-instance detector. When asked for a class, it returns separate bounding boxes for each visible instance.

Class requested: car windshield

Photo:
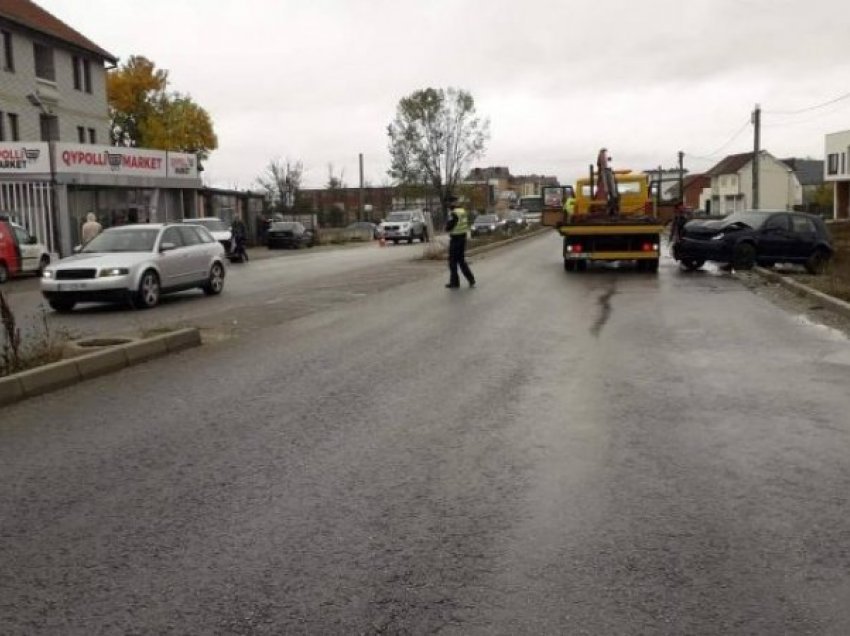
[386,212,412,222]
[189,219,228,232]
[82,228,160,253]
[720,211,771,229]
[475,215,497,224]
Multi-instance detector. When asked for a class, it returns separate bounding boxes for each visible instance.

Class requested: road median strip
[0,327,202,408]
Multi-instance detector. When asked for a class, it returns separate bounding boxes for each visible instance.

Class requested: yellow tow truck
[542,148,664,273]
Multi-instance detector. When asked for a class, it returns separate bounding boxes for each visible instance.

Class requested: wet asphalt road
[2,233,850,634]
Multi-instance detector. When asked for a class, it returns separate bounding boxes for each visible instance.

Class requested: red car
[0,217,51,283]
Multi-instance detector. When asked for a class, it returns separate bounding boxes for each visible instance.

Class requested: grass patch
[789,250,850,303]
[1,292,70,377]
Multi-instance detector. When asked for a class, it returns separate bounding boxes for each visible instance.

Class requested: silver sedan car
[41,223,226,312]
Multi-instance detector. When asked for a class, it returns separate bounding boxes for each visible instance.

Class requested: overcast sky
[41,0,850,189]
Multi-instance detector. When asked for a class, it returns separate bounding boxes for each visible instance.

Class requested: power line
[687,118,751,161]
[764,90,850,115]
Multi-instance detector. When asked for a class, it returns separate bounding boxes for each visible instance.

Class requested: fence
[0,181,56,254]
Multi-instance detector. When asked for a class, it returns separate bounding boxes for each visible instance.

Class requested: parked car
[40,223,226,312]
[673,210,833,273]
[379,210,427,244]
[182,217,232,252]
[0,217,51,282]
[470,214,502,238]
[345,221,381,241]
[504,209,528,231]
[267,221,314,249]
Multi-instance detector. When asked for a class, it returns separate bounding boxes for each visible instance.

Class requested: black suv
[673,210,832,273]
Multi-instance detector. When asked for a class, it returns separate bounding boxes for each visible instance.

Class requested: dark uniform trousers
[448,234,475,287]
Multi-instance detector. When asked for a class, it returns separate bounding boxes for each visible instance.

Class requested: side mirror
[73,244,82,253]
[160,242,178,252]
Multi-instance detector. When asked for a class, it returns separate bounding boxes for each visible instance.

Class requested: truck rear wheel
[564,259,576,272]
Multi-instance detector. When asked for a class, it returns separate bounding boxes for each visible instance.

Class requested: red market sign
[0,143,50,173]
[54,143,168,177]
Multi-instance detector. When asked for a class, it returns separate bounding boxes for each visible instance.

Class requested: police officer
[445,195,475,289]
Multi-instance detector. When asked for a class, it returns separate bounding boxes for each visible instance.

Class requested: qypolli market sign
[54,143,168,178]
[0,143,51,173]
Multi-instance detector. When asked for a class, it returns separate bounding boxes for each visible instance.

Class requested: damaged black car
[672,210,833,273]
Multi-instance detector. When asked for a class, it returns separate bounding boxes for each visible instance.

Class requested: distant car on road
[267,221,314,249]
[182,217,232,252]
[0,217,51,282]
[379,210,427,244]
[673,210,833,273]
[470,213,502,238]
[41,223,226,312]
[504,209,527,231]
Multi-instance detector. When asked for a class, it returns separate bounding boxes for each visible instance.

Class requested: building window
[827,153,839,175]
[72,55,81,89]
[72,56,92,92]
[77,126,86,143]
[33,43,55,81]
[40,114,59,141]
[8,113,18,141]
[2,30,13,72]
[843,153,847,175]
[88,128,96,144]
[83,59,92,93]
[0,111,5,141]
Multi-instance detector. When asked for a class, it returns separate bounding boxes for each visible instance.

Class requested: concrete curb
[466,227,552,257]
[0,327,202,409]
[751,266,850,320]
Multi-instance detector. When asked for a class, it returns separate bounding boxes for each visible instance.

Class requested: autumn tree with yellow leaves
[107,56,218,161]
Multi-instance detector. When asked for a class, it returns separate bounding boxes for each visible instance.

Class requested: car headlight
[490,224,496,230]
[98,267,130,277]
[42,269,54,279]
[710,233,725,241]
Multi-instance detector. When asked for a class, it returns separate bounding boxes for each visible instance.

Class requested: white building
[0,0,201,256]
[705,151,801,216]
[824,130,850,219]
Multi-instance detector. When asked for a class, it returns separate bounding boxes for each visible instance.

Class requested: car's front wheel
[732,243,756,270]
[805,249,830,275]
[681,258,705,271]
[135,270,160,309]
[48,298,75,313]
[202,262,225,295]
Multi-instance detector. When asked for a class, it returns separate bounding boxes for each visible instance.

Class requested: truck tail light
[569,244,583,253]
[641,242,653,252]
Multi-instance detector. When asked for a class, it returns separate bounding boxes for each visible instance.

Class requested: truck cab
[0,217,51,283]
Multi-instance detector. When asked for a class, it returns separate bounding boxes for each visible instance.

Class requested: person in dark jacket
[231,214,249,262]
[445,196,475,289]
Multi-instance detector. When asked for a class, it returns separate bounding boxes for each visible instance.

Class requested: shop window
[2,30,13,72]
[33,43,54,81]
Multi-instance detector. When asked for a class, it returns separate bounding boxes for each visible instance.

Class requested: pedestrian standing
[81,212,102,244]
[445,196,475,289]
[231,214,249,262]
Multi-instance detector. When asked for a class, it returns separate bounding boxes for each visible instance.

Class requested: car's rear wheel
[681,258,704,271]
[135,270,160,309]
[202,262,225,295]
[48,298,75,313]
[0,262,8,284]
[732,243,756,270]
[805,249,830,275]
[564,259,576,272]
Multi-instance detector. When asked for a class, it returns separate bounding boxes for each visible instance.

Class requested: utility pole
[678,151,684,206]
[358,153,364,221]
[752,104,761,210]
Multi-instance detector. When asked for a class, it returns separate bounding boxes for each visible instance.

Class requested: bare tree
[387,87,489,211]
[256,158,303,212]
[326,163,346,190]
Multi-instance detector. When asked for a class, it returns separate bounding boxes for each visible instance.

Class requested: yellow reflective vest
[450,208,470,235]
